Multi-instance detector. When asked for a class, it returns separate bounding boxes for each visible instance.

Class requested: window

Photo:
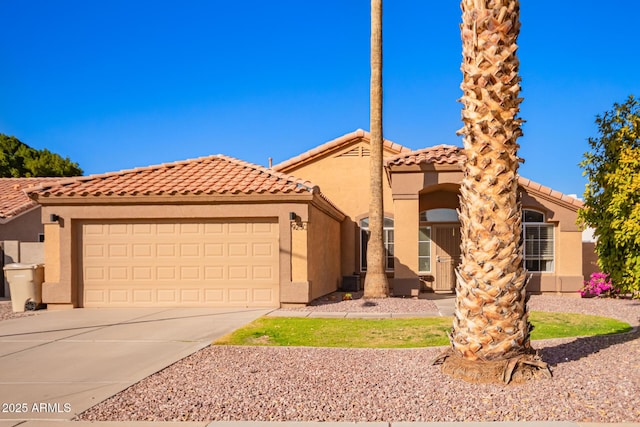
[360,217,394,272]
[419,208,459,222]
[418,226,431,272]
[522,209,554,272]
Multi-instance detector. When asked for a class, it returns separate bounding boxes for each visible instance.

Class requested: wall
[521,191,580,232]
[307,205,341,300]
[280,138,398,276]
[1,240,44,298]
[522,190,583,294]
[582,242,599,281]
[38,194,343,308]
[389,164,584,296]
[0,208,43,242]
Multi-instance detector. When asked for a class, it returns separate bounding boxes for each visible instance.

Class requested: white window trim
[418,225,432,274]
[522,209,555,273]
[360,217,394,272]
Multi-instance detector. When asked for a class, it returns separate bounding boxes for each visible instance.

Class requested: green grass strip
[214,311,632,348]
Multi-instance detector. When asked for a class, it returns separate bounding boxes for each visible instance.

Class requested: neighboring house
[1,178,57,297]
[0,178,54,242]
[582,227,599,281]
[28,130,585,309]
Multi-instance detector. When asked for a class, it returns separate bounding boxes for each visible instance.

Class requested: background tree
[363,0,389,298]
[0,134,83,177]
[434,0,550,383]
[578,95,640,298]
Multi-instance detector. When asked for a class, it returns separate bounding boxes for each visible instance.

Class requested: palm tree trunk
[434,0,550,383]
[363,0,389,299]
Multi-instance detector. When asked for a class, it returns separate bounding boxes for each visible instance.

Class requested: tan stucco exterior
[307,204,342,300]
[37,193,344,309]
[279,140,585,297]
[0,207,44,242]
[33,132,588,308]
[582,242,599,282]
[276,137,399,277]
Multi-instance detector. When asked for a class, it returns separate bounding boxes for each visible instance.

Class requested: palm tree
[434,0,550,383]
[363,0,389,299]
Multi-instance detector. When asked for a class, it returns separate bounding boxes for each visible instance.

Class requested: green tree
[578,96,640,297]
[0,134,83,177]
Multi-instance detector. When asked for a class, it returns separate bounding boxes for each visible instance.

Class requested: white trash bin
[3,263,44,312]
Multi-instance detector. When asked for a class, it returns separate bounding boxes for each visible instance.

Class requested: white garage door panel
[81,220,279,307]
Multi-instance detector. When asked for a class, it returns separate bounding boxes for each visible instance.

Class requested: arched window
[522,209,554,272]
[419,208,459,223]
[360,217,394,272]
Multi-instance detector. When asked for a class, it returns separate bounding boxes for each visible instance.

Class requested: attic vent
[361,148,371,157]
[337,147,360,158]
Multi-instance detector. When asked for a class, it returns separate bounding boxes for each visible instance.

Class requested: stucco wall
[0,208,44,242]
[39,200,323,308]
[419,189,460,210]
[522,191,584,294]
[582,242,599,280]
[521,191,580,232]
[1,240,44,298]
[280,139,397,276]
[307,205,341,300]
[389,166,584,295]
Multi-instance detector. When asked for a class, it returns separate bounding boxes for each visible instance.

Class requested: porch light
[49,214,60,223]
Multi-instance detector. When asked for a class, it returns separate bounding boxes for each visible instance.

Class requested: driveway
[0,307,269,421]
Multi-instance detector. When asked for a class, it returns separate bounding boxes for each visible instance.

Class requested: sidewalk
[1,419,639,426]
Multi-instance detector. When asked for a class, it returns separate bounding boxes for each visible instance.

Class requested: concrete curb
[3,419,640,426]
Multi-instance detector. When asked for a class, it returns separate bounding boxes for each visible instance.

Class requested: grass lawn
[214,311,632,348]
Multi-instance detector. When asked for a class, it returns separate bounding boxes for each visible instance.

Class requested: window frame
[522,209,555,273]
[359,217,394,272]
[418,225,432,273]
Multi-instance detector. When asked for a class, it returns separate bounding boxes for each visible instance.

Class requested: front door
[434,225,461,292]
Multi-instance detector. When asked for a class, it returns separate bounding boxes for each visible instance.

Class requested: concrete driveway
[0,307,269,421]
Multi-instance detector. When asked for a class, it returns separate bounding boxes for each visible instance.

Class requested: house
[0,178,53,243]
[27,155,344,309]
[27,130,585,309]
[273,129,584,297]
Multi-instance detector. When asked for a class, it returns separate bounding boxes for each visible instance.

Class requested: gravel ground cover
[0,300,38,321]
[77,295,640,423]
[279,291,440,313]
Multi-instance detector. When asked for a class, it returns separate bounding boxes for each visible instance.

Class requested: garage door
[80,219,279,307]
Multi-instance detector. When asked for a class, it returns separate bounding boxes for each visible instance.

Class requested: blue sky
[1,1,638,197]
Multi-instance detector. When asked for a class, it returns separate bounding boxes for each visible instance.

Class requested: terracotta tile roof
[385,146,583,209]
[272,129,413,172]
[385,144,465,167]
[0,178,59,219]
[27,155,321,198]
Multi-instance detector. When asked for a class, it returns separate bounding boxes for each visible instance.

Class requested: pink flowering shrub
[580,272,619,297]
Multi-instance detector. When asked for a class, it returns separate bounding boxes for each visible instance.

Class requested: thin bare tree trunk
[433,0,550,383]
[363,0,389,299]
